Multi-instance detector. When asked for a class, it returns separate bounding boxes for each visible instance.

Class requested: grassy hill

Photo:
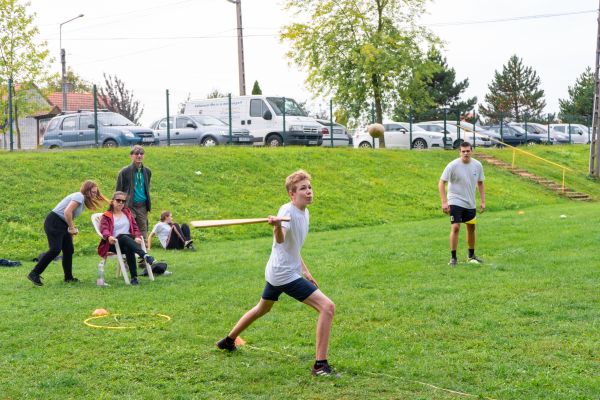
[0,145,587,260]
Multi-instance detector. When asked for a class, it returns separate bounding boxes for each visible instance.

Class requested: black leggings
[166,223,191,250]
[32,212,75,279]
[109,235,147,278]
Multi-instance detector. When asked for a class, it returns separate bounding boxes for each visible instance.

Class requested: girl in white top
[215,170,337,377]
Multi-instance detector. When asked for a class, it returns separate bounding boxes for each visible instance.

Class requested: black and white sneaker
[468,256,484,264]
[215,337,236,351]
[448,258,458,266]
[311,363,339,377]
[143,254,155,266]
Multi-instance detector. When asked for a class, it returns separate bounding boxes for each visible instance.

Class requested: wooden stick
[191,216,290,228]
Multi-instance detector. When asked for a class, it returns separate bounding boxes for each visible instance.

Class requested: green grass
[0,146,598,399]
[0,146,570,260]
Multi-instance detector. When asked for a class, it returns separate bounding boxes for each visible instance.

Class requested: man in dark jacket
[116,145,152,239]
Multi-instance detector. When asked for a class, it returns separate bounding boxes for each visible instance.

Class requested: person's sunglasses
[114,199,126,203]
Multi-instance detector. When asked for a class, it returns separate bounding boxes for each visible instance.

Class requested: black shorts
[262,278,318,302]
[449,205,476,225]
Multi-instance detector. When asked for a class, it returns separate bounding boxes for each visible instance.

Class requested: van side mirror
[263,110,272,120]
[186,122,197,128]
[88,124,95,128]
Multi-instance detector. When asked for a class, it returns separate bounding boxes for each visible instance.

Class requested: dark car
[484,125,544,146]
[43,111,157,149]
[150,115,254,146]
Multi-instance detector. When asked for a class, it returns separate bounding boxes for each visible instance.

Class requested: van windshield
[266,97,307,117]
[98,113,135,126]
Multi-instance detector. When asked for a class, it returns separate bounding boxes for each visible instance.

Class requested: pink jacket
[97,208,142,257]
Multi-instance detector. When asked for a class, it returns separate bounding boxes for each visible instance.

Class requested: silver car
[315,119,352,147]
[353,122,445,149]
[417,121,492,148]
[150,115,254,146]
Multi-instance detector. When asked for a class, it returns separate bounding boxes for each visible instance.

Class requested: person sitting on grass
[147,210,194,251]
[215,169,337,377]
[97,191,157,286]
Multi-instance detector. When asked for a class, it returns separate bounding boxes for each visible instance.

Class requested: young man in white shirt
[438,141,486,266]
[216,170,336,377]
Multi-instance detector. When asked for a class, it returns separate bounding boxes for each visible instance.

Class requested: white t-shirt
[265,202,309,286]
[52,192,85,222]
[151,222,172,248]
[113,214,131,237]
[440,158,485,209]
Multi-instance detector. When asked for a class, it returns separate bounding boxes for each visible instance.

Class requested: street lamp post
[226,0,246,95]
[60,14,84,112]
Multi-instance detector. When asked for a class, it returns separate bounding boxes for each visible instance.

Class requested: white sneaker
[162,271,173,276]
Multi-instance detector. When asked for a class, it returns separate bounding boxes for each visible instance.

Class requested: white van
[184,95,323,146]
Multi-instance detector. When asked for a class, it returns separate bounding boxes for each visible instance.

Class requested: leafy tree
[479,55,546,123]
[281,0,437,148]
[98,73,144,124]
[395,47,476,121]
[251,80,262,95]
[46,67,92,93]
[206,89,227,99]
[0,0,52,149]
[559,66,594,124]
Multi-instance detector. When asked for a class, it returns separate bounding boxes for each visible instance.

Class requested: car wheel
[453,139,463,149]
[102,139,118,148]
[201,136,218,147]
[412,138,428,149]
[266,134,283,147]
[358,141,372,148]
[49,145,59,149]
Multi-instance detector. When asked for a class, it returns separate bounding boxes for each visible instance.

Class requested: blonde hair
[285,170,311,193]
[80,180,108,210]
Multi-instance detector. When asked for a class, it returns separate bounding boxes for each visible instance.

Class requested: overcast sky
[28,0,598,125]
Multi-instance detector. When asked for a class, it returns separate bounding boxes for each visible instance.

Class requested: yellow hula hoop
[84,313,172,330]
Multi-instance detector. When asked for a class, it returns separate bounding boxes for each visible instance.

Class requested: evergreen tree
[395,47,476,121]
[98,73,144,124]
[251,80,262,95]
[479,55,546,123]
[559,66,594,124]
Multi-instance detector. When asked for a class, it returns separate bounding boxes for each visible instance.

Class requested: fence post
[524,113,528,144]
[329,99,334,147]
[166,89,171,146]
[547,113,551,143]
[409,109,413,150]
[568,120,572,144]
[443,108,448,147]
[370,102,375,124]
[500,113,504,143]
[456,109,461,143]
[228,93,232,144]
[472,111,476,149]
[93,84,99,147]
[8,78,13,152]
[587,115,592,143]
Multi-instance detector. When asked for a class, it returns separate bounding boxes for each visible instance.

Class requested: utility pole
[590,1,600,176]
[226,0,246,95]
[60,14,84,112]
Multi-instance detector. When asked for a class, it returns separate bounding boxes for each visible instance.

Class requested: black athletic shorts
[449,205,477,224]
[262,278,318,302]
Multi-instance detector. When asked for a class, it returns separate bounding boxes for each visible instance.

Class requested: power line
[428,9,596,27]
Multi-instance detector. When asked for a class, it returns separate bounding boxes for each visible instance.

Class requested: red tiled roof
[47,92,110,112]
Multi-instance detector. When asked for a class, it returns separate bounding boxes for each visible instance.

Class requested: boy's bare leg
[303,290,335,360]
[228,299,275,339]
[450,223,460,251]
[466,223,476,249]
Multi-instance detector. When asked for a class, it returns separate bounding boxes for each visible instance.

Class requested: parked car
[483,124,544,146]
[510,123,556,145]
[43,111,158,149]
[315,119,352,147]
[353,122,445,149]
[550,124,590,144]
[416,121,491,148]
[150,115,254,146]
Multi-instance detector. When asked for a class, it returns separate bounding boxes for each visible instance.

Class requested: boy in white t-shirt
[216,170,337,377]
[147,211,194,251]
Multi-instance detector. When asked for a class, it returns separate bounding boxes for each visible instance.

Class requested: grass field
[0,146,598,399]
